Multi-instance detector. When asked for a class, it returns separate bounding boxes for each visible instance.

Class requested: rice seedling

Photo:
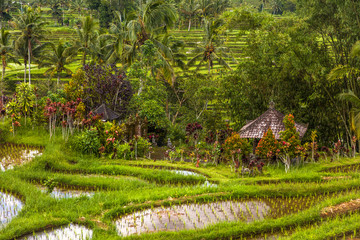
[114,200,270,236]
[18,224,92,240]
[0,191,23,229]
[0,143,42,171]
[36,185,95,199]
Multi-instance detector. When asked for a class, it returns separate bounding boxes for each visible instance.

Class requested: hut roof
[93,104,120,121]
[239,105,308,139]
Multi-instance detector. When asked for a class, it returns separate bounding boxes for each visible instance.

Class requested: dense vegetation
[0,0,360,239]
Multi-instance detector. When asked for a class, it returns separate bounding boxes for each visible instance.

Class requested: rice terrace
[1,0,360,239]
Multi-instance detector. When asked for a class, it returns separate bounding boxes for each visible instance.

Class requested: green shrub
[131,136,151,158]
[117,142,131,160]
[68,128,101,155]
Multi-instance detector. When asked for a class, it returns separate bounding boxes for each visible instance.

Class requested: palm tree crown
[40,40,77,85]
[75,15,99,65]
[13,6,47,84]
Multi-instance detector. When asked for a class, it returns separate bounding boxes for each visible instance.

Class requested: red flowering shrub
[255,128,278,162]
[223,132,251,157]
[279,114,301,158]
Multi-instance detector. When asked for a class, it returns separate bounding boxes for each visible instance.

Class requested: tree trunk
[24,61,27,83]
[28,41,31,85]
[1,58,4,83]
[188,18,191,31]
[57,71,60,86]
[82,52,86,65]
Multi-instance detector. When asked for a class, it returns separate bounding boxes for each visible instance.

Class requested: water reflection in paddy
[0,191,23,229]
[19,224,93,240]
[115,200,270,236]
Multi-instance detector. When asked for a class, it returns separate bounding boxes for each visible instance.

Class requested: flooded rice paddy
[36,185,94,199]
[0,191,23,228]
[48,188,94,199]
[0,143,42,171]
[171,170,217,187]
[19,224,93,240]
[115,189,360,236]
[115,200,270,236]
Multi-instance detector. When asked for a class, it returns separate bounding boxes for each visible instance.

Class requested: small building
[92,104,120,121]
[239,102,308,140]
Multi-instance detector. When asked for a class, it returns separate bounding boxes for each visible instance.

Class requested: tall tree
[0,28,19,83]
[124,0,178,65]
[14,37,48,83]
[75,15,99,65]
[102,11,127,64]
[187,18,237,74]
[39,41,77,85]
[13,6,47,84]
[70,0,86,16]
[179,0,200,31]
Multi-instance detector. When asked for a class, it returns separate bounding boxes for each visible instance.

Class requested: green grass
[1,122,360,239]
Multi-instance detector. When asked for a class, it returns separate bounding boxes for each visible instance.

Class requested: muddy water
[0,191,23,228]
[171,170,217,187]
[37,185,94,199]
[0,143,42,171]
[49,188,94,199]
[115,200,270,237]
[114,188,360,237]
[19,224,93,240]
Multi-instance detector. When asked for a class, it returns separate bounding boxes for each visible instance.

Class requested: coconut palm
[180,0,201,31]
[101,11,128,64]
[127,0,177,40]
[39,40,77,85]
[211,0,230,16]
[89,33,108,64]
[14,37,48,83]
[198,0,214,17]
[187,18,238,74]
[13,6,47,84]
[271,0,283,15]
[70,0,85,16]
[328,41,360,94]
[0,28,20,83]
[75,15,99,65]
[124,0,177,64]
[339,90,360,144]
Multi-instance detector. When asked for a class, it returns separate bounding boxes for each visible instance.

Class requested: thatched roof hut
[92,104,120,121]
[239,103,308,139]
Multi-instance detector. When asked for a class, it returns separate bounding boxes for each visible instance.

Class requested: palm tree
[70,0,85,16]
[198,0,214,18]
[0,28,20,83]
[101,11,128,64]
[13,6,47,84]
[39,41,77,85]
[179,0,200,31]
[89,33,108,64]
[127,0,177,40]
[75,16,99,65]
[106,1,178,67]
[187,18,237,74]
[211,0,230,16]
[339,90,360,152]
[334,41,360,153]
[13,38,28,83]
[328,41,360,94]
[271,0,283,15]
[14,37,48,83]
